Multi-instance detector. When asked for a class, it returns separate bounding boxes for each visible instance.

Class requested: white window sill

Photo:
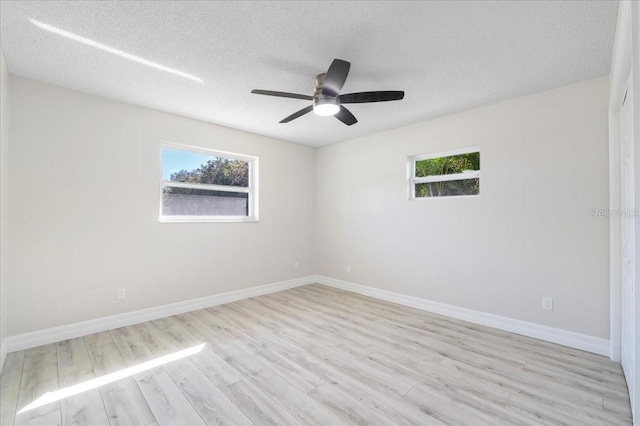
[409,194,480,200]
[159,216,259,223]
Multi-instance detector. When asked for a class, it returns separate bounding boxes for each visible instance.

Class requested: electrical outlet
[542,297,553,311]
[294,261,299,270]
[117,288,126,300]
[346,264,351,273]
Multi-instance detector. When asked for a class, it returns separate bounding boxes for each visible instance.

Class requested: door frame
[609,1,639,422]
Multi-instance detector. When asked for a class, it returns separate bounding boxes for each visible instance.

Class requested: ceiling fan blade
[322,59,351,96]
[252,89,313,101]
[340,91,405,104]
[279,105,314,123]
[334,106,357,126]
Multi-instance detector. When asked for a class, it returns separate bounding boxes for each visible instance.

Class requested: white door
[620,80,635,408]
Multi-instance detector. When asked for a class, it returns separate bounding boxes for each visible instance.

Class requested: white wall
[5,74,611,345]
[316,77,610,339]
[8,77,315,336]
[0,49,9,368]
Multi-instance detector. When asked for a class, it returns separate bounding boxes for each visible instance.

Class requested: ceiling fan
[251,59,404,126]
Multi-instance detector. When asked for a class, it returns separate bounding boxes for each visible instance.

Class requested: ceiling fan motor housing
[313,73,340,115]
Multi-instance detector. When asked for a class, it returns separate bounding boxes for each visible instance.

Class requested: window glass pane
[415,152,480,177]
[415,178,479,197]
[162,187,248,216]
[162,148,249,187]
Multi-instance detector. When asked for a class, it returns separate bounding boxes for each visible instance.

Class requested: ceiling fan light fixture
[313,98,340,116]
[314,103,340,116]
[251,59,404,126]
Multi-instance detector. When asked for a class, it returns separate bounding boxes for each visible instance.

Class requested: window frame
[159,142,259,223]
[408,146,480,199]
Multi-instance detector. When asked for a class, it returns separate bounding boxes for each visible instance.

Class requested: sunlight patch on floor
[18,343,206,414]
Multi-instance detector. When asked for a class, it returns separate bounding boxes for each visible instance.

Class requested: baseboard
[5,275,314,353]
[315,275,610,356]
[5,275,610,357]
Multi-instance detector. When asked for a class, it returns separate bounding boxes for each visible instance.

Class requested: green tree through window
[414,151,480,197]
[167,158,249,197]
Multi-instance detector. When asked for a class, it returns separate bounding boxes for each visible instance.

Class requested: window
[160,144,258,222]
[409,147,480,198]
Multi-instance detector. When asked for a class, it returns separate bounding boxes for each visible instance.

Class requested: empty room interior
[0,1,639,425]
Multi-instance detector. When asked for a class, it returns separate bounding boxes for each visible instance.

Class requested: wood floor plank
[221,379,301,426]
[132,315,253,425]
[244,339,325,393]
[276,289,526,375]
[439,357,623,425]
[245,367,344,425]
[251,304,436,389]
[604,394,633,423]
[14,408,62,426]
[602,360,625,376]
[110,325,209,425]
[1,350,25,426]
[308,383,398,426]
[223,296,422,369]
[109,327,160,381]
[14,344,60,425]
[60,391,109,426]
[302,285,541,347]
[56,338,110,426]
[210,341,270,381]
[190,345,244,389]
[218,313,449,425]
[200,306,304,355]
[304,361,448,426]
[226,303,415,398]
[132,322,178,357]
[162,358,253,426]
[109,327,156,366]
[98,383,155,426]
[208,303,449,425]
[523,359,629,398]
[150,314,252,387]
[83,332,115,354]
[505,393,623,426]
[135,371,206,426]
[225,288,632,424]
[199,307,326,393]
[85,341,155,426]
[254,292,456,367]
[221,303,401,392]
[362,352,511,407]
[56,339,94,387]
[172,312,238,350]
[403,386,496,425]
[151,317,202,349]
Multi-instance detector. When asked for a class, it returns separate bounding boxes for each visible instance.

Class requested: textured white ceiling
[0,1,617,147]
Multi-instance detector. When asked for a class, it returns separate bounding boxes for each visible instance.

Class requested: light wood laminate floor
[0,284,632,426]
